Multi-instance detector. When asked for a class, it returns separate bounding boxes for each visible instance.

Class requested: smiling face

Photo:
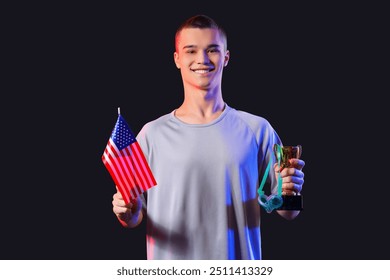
[174,27,230,92]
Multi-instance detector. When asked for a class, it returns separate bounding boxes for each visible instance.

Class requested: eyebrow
[182,44,221,50]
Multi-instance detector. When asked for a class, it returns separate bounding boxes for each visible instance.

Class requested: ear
[224,50,230,67]
[174,52,180,69]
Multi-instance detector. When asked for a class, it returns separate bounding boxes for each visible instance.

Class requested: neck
[175,88,225,124]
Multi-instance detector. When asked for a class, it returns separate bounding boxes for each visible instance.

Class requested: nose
[196,50,210,64]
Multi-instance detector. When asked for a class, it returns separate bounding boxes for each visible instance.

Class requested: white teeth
[194,69,209,73]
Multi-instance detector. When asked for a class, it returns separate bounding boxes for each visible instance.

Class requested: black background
[2,2,387,260]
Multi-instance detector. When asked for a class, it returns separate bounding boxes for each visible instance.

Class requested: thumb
[274,163,281,173]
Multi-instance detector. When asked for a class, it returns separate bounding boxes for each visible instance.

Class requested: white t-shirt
[137,104,282,259]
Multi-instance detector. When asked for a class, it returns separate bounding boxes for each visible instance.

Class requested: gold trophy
[274,144,303,211]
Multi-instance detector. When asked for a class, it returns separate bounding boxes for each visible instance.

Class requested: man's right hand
[112,187,143,228]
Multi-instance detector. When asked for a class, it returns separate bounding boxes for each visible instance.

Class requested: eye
[186,49,196,54]
[208,48,220,53]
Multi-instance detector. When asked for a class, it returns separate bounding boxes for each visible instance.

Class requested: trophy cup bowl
[274,144,304,211]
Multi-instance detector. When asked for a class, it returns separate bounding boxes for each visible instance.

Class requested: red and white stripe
[102,138,157,204]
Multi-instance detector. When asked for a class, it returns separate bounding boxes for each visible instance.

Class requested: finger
[112,198,129,209]
[114,186,124,199]
[281,182,303,194]
[279,168,304,180]
[288,159,305,170]
[113,194,134,209]
[113,191,123,199]
[282,190,297,196]
[274,163,281,173]
[113,204,132,214]
[113,189,135,206]
[281,174,304,185]
[113,192,125,204]
[113,205,132,216]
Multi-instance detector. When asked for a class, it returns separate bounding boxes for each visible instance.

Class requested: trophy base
[277,195,303,210]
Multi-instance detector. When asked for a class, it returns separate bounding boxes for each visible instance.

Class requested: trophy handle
[296,145,302,159]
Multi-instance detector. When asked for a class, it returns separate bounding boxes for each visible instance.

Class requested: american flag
[102,112,157,204]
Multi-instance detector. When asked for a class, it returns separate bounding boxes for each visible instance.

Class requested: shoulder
[226,105,281,147]
[136,111,173,140]
[228,106,275,133]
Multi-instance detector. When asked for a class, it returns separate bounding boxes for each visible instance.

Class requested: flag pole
[118,107,120,115]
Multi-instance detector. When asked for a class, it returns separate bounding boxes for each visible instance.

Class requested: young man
[112,14,305,260]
